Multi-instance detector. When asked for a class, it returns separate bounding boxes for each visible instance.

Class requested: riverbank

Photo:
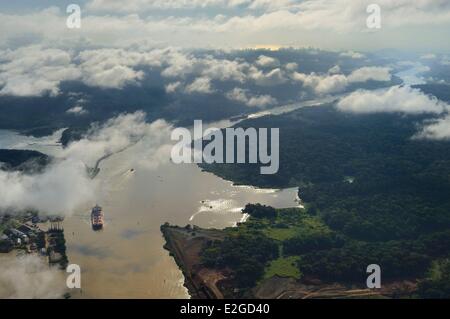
[161,206,420,299]
[161,223,228,299]
[0,213,68,269]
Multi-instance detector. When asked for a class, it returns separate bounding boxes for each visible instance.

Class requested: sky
[2,2,450,298]
[1,0,450,52]
[1,0,450,216]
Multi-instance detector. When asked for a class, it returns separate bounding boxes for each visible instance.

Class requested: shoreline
[161,224,228,299]
[161,213,420,300]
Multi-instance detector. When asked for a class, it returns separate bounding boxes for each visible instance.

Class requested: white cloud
[66,106,88,115]
[62,112,150,165]
[65,113,174,171]
[165,81,182,93]
[83,64,144,89]
[160,52,287,87]
[247,0,293,10]
[285,62,298,71]
[0,44,393,99]
[86,0,295,12]
[83,0,450,33]
[337,85,447,114]
[160,51,199,78]
[314,74,348,94]
[292,0,450,32]
[250,67,287,86]
[0,46,169,95]
[420,53,437,60]
[347,67,392,83]
[161,53,248,82]
[0,255,66,299]
[296,73,348,94]
[0,46,291,96]
[255,55,280,68]
[185,77,214,94]
[416,115,450,140]
[328,65,341,74]
[0,46,81,96]
[226,87,277,107]
[88,0,226,11]
[2,1,449,50]
[201,57,248,82]
[0,112,173,215]
[76,48,165,89]
[292,66,392,95]
[340,51,365,59]
[0,159,98,215]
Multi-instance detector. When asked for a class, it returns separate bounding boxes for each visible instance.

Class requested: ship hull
[91,205,105,231]
[91,224,103,231]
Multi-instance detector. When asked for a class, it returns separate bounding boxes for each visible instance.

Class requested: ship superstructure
[91,205,104,231]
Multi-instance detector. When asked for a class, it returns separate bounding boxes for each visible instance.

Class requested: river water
[1,64,426,298]
[0,98,336,299]
[65,155,299,298]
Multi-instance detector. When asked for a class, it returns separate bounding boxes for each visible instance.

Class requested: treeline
[242,204,277,219]
[293,230,450,283]
[200,104,450,294]
[0,149,50,173]
[202,233,279,288]
[418,259,450,299]
[283,232,345,255]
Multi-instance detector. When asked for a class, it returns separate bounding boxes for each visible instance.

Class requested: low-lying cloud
[0,159,98,215]
[336,85,450,140]
[292,66,392,95]
[0,46,80,96]
[337,85,447,114]
[416,115,450,140]
[2,1,450,51]
[347,67,392,83]
[0,255,66,299]
[0,112,173,216]
[226,87,277,107]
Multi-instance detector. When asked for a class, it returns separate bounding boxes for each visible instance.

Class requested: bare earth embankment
[161,224,228,299]
[161,223,418,299]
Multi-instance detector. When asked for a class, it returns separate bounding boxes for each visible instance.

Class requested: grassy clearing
[262,208,332,241]
[264,256,301,280]
[226,208,332,243]
[263,227,301,241]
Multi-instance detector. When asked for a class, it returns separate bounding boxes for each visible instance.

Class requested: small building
[8,228,27,239]
[49,251,63,264]
[0,238,14,253]
[18,224,35,236]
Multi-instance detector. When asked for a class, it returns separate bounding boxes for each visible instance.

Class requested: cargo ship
[91,205,104,231]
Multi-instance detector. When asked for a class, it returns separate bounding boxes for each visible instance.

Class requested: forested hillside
[200,104,450,298]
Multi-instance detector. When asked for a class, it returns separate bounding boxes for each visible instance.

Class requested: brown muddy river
[1,98,336,298]
[64,157,299,298]
[0,123,299,299]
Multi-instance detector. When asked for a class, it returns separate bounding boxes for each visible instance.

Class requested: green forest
[200,104,450,298]
[0,149,50,172]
